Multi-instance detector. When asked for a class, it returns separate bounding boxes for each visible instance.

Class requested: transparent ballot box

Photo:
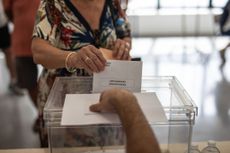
[44,76,197,153]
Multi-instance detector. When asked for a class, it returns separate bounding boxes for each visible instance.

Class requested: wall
[127,8,222,37]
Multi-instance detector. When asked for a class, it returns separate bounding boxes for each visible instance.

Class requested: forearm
[31,38,72,69]
[111,92,161,153]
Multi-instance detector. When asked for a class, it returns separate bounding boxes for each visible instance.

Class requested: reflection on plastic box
[44,76,197,153]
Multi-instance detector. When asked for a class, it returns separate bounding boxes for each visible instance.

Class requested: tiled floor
[0,36,230,148]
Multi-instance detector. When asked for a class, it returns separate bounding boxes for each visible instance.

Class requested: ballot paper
[92,60,142,93]
[61,92,167,126]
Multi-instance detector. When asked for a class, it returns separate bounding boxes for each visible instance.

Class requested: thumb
[89,103,102,112]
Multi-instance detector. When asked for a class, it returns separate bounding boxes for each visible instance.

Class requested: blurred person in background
[219,0,230,68]
[3,0,40,131]
[0,0,22,95]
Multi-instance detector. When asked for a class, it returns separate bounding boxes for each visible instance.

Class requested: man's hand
[89,88,133,113]
[89,88,162,153]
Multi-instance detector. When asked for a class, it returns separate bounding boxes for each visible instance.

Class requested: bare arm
[31,38,106,72]
[31,38,70,69]
[90,88,161,153]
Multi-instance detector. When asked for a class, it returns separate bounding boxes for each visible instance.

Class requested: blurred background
[0,0,230,149]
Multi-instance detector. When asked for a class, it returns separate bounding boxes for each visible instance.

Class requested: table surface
[0,141,229,153]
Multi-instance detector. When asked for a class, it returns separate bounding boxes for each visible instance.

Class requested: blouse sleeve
[111,0,131,39]
[32,0,61,46]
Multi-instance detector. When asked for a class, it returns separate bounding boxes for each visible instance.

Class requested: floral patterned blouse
[33,0,130,51]
[33,0,131,110]
[32,0,131,147]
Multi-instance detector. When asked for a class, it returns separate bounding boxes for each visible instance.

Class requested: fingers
[116,42,126,59]
[113,39,131,60]
[83,56,99,73]
[124,42,130,59]
[79,45,106,73]
[91,47,106,64]
[78,56,93,73]
[89,103,102,112]
[86,54,105,72]
[113,39,121,57]
[90,91,106,113]
[90,90,113,113]
[122,47,130,60]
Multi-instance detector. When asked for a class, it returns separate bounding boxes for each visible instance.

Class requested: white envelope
[61,93,167,126]
[93,60,142,93]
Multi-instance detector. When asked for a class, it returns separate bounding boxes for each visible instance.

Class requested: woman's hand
[69,45,106,73]
[113,39,131,60]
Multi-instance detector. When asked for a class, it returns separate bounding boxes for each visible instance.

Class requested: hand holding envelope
[100,48,131,60]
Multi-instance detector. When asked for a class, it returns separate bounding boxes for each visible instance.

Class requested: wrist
[65,52,77,73]
[67,52,77,67]
[110,89,137,112]
[111,90,143,129]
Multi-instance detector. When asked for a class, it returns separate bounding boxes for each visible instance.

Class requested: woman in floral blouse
[32,0,131,147]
